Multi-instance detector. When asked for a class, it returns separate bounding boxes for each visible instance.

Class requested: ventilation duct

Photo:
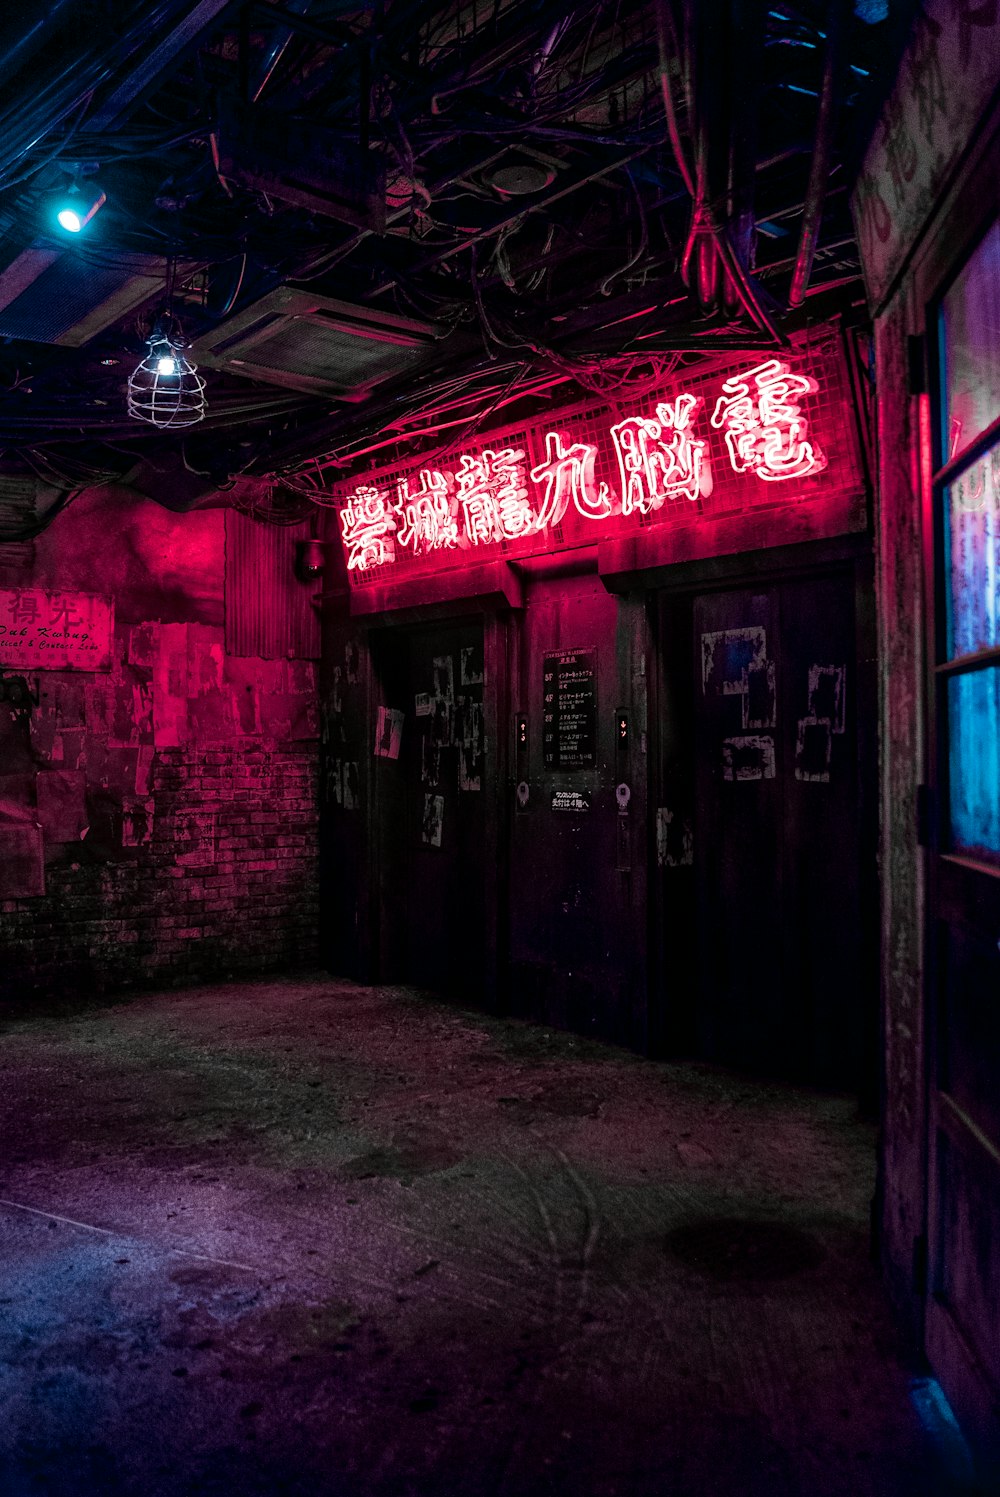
[0,247,199,347]
[217,103,385,231]
[190,287,441,398]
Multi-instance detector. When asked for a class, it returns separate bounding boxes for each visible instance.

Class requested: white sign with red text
[0,589,114,671]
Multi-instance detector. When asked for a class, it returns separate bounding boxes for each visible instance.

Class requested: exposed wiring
[599,166,647,295]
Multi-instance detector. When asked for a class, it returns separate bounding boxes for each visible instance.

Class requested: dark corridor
[371,620,487,1001]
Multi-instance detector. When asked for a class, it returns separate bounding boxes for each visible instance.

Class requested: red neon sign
[709,359,826,483]
[530,431,612,523]
[454,447,537,543]
[338,356,833,573]
[340,485,398,570]
[610,393,712,513]
[395,468,457,554]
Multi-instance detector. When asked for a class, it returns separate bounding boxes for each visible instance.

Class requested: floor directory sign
[543,648,597,770]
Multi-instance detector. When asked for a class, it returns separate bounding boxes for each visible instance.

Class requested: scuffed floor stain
[0,975,968,1496]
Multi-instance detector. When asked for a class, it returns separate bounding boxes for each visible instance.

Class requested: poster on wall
[421,793,444,847]
[374,706,404,759]
[0,589,113,671]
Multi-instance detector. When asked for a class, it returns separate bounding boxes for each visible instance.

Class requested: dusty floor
[0,974,974,1496]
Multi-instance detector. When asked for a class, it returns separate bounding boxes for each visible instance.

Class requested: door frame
[908,109,1000,1458]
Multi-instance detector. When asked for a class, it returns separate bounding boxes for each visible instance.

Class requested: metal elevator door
[657,571,874,1091]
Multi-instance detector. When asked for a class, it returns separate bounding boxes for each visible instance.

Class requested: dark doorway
[656,568,875,1093]
[370,618,486,1000]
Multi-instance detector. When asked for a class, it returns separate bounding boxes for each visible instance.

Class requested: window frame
[929,213,1000,867]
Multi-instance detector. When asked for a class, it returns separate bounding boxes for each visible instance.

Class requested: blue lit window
[937,221,1000,860]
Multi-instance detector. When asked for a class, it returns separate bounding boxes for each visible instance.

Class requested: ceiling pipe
[723,0,763,316]
[89,0,236,129]
[250,0,313,103]
[660,0,780,340]
[0,1,86,89]
[654,0,695,197]
[789,0,847,307]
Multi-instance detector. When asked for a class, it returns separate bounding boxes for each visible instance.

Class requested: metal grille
[0,259,133,343]
[250,321,419,388]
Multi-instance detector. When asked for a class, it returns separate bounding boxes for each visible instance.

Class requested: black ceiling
[0,0,906,531]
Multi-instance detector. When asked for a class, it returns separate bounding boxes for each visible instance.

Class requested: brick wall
[0,486,322,1000]
[0,746,318,996]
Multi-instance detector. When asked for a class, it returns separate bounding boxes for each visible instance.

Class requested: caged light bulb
[128,330,206,428]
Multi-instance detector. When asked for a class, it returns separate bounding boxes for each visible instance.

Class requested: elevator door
[372,619,486,1000]
[658,571,873,1090]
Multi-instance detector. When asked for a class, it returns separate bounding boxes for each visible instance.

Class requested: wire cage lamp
[128,322,207,428]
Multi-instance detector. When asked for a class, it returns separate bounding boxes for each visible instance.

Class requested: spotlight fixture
[53,181,106,234]
[295,538,325,580]
[127,324,207,428]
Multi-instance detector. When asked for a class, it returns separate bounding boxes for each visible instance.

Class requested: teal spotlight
[54,183,106,234]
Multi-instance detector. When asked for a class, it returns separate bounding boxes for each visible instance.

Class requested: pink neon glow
[610,393,712,514]
[337,359,834,571]
[339,485,397,569]
[454,447,536,544]
[395,468,458,554]
[710,359,826,482]
[530,431,612,524]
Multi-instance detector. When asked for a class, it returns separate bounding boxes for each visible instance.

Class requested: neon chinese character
[530,431,612,525]
[395,468,458,554]
[339,485,397,570]
[455,447,536,544]
[610,392,712,515]
[710,359,827,482]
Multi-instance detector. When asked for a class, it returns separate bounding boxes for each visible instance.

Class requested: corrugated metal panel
[225,510,321,659]
[0,476,38,568]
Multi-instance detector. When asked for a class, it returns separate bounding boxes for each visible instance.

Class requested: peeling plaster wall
[0,487,319,996]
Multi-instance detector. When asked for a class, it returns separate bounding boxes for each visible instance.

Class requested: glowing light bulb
[52,186,106,235]
[128,328,207,428]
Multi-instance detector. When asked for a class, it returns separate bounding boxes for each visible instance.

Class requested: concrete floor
[0,975,975,1496]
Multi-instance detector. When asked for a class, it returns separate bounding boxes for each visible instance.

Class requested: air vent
[0,473,60,553]
[190,288,441,397]
[0,247,198,347]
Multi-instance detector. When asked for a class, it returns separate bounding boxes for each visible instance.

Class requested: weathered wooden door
[922,212,1000,1454]
[371,619,486,999]
[658,568,873,1090]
